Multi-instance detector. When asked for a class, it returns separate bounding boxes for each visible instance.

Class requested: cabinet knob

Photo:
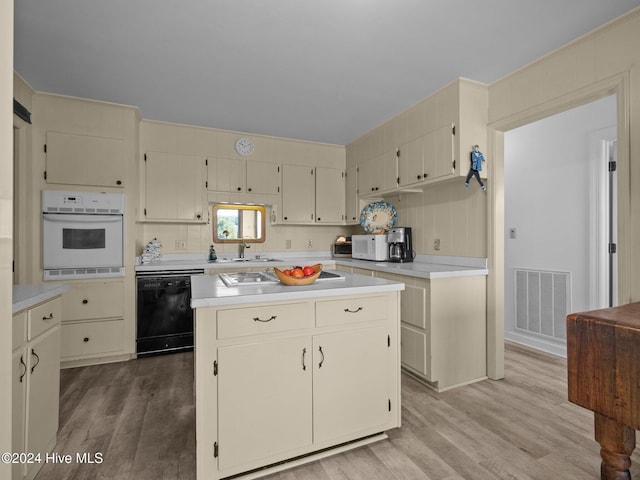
[82,299,88,304]
[83,337,90,343]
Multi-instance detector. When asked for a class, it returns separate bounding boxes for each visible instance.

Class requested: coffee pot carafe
[387,227,414,263]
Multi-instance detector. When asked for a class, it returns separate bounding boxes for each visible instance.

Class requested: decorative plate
[360,201,398,233]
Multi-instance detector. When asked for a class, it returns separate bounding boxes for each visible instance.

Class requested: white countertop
[191,270,404,308]
[136,252,488,280]
[13,284,68,314]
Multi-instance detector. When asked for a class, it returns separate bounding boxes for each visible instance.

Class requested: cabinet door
[45,131,126,188]
[313,325,390,444]
[208,157,246,193]
[345,165,358,223]
[25,326,61,474]
[12,349,27,480]
[217,336,312,471]
[315,167,345,224]
[432,124,455,179]
[281,165,315,223]
[144,152,207,222]
[246,161,280,195]
[398,136,424,187]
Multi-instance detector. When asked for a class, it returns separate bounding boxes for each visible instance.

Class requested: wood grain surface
[33,343,640,480]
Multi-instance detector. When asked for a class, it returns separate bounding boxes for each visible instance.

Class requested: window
[212,204,266,243]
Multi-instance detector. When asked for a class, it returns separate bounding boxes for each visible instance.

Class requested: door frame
[486,72,631,379]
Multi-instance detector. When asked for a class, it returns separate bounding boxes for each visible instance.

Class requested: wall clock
[235,137,254,156]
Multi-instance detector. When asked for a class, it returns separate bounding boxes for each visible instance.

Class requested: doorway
[503,95,617,357]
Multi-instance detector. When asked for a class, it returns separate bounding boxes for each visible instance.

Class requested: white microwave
[352,234,389,261]
[42,191,125,280]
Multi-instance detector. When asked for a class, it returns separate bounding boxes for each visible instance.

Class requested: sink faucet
[239,240,250,259]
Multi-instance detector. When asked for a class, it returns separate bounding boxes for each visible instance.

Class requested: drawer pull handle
[82,299,89,304]
[30,348,40,374]
[253,315,277,323]
[302,347,307,371]
[42,312,54,320]
[83,337,90,343]
[344,307,363,313]
[19,355,27,383]
[318,346,325,368]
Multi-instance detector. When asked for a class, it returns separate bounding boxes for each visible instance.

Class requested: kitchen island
[191,270,404,480]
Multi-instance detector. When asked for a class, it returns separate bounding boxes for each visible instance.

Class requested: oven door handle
[43,214,122,223]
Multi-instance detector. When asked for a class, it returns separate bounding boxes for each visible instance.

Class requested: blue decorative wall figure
[465,145,486,191]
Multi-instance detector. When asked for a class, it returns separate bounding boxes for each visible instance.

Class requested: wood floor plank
[34,343,640,480]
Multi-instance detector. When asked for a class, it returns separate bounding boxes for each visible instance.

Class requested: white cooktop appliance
[42,190,125,280]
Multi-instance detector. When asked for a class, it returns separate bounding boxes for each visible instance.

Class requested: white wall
[1,0,14,473]
[504,95,616,354]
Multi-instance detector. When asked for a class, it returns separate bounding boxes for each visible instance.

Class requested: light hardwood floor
[34,343,640,480]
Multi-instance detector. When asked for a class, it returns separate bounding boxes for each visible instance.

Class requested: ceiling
[14,1,640,146]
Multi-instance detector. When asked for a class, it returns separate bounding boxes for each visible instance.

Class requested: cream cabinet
[345,165,359,224]
[60,281,126,364]
[208,158,281,195]
[45,131,126,188]
[374,270,486,391]
[281,164,346,224]
[194,292,400,479]
[143,151,207,223]
[12,296,62,480]
[315,166,345,224]
[281,164,316,223]
[398,124,454,187]
[358,152,397,196]
[353,78,488,196]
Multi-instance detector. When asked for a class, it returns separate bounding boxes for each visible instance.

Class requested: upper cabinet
[207,158,280,196]
[349,78,488,197]
[143,151,208,223]
[45,131,126,188]
[315,166,345,224]
[280,165,345,225]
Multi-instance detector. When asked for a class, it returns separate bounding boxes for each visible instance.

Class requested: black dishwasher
[136,269,203,356]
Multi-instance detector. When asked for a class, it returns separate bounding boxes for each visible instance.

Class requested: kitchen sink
[219,272,279,287]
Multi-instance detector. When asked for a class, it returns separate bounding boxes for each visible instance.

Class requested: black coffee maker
[387,227,414,263]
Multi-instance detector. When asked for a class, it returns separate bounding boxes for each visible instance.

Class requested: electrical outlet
[175,240,187,250]
[433,238,440,251]
[307,239,313,248]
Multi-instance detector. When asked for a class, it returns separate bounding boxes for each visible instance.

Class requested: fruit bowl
[273,264,322,286]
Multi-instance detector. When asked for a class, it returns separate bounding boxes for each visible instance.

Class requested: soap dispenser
[208,244,217,262]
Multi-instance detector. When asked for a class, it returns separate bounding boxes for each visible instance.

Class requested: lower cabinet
[12,296,62,480]
[195,292,400,479]
[375,271,487,391]
[60,281,126,365]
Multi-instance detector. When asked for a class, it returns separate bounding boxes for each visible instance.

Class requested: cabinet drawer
[63,282,124,321]
[61,319,125,359]
[13,311,27,351]
[217,302,310,339]
[315,295,387,327]
[401,325,429,377]
[28,297,62,340]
